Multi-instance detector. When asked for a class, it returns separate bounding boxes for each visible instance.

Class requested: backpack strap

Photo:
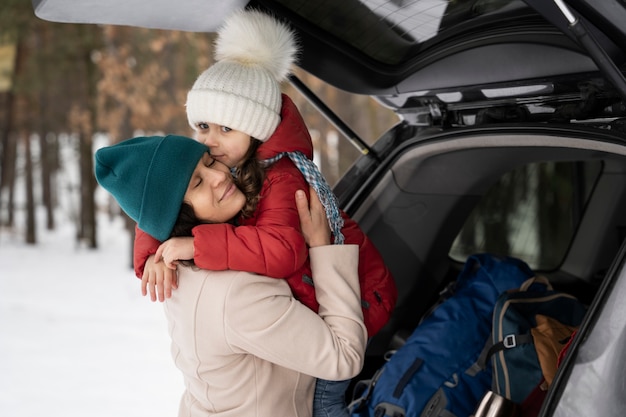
[520,275,553,292]
[348,367,385,414]
[466,336,495,376]
[469,333,534,374]
[486,333,534,359]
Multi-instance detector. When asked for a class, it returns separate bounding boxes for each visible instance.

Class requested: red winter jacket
[133,94,397,336]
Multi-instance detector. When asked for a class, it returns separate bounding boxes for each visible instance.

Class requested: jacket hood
[256,94,314,161]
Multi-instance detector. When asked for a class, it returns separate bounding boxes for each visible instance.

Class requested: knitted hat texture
[94,135,209,241]
[186,10,298,141]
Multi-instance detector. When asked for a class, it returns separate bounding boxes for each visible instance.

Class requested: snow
[1,134,182,417]
[0,212,182,417]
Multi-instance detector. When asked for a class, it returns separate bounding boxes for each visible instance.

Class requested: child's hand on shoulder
[156,237,194,269]
[142,254,178,302]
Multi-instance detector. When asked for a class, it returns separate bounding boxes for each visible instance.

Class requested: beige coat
[163,245,367,416]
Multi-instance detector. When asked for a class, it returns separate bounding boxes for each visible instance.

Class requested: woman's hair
[170,203,205,238]
[168,203,206,266]
[169,138,266,243]
[233,138,265,218]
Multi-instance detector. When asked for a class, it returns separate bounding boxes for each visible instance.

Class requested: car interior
[345,127,626,361]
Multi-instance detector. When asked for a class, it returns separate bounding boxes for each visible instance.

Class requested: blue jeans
[313,378,351,417]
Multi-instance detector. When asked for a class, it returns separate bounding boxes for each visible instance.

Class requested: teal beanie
[94,135,209,241]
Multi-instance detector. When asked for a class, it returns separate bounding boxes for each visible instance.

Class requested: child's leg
[313,378,351,417]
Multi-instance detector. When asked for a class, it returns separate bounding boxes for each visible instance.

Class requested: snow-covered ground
[0,211,182,417]
[1,133,183,417]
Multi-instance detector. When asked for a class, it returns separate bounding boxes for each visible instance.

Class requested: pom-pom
[215,9,299,82]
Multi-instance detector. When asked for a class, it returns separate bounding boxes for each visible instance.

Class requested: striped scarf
[263,151,345,245]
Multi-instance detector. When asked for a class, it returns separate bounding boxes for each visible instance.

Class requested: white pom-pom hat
[186,10,299,141]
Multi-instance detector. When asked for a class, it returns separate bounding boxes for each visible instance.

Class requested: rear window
[271,0,530,65]
[449,160,602,270]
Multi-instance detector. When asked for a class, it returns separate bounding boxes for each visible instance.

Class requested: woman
[94,134,367,416]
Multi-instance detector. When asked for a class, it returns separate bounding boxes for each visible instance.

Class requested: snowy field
[1,210,182,416]
[1,134,184,416]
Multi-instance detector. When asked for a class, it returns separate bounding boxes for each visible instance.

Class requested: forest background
[0,0,399,254]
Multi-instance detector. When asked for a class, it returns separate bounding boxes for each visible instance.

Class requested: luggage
[349,254,534,417]
[487,276,587,405]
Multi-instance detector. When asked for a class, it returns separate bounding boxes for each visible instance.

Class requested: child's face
[184,153,247,223]
[194,123,252,169]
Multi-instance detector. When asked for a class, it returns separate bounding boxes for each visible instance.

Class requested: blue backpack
[349,254,534,417]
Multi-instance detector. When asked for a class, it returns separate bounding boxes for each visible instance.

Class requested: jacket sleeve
[133,225,161,278]
[191,165,308,278]
[225,244,367,380]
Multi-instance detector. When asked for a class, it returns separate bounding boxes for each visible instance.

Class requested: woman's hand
[295,187,331,248]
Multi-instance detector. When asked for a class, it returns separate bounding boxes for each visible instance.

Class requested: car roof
[33,0,626,98]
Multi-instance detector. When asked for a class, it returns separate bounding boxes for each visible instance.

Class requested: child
[134,10,397,416]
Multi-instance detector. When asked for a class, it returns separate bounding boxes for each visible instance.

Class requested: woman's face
[184,153,246,223]
[194,122,252,169]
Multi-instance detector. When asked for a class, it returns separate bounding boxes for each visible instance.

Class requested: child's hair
[233,138,265,218]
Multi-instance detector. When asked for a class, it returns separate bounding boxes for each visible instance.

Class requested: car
[32,0,626,416]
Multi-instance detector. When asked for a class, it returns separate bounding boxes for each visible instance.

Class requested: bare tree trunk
[23,131,36,243]
[40,132,56,230]
[79,131,97,248]
[0,92,12,225]
[0,43,21,228]
[75,26,99,249]
[38,30,59,230]
[0,92,8,188]
[0,132,17,227]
